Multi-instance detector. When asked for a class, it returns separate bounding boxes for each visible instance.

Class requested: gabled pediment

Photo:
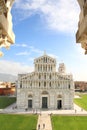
[34,54,56,64]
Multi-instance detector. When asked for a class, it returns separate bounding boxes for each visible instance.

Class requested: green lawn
[51,115,87,130]
[0,114,37,130]
[0,96,16,108]
[74,94,87,110]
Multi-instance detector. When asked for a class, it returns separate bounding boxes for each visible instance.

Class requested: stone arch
[57,94,62,98]
[28,94,33,98]
[42,91,48,95]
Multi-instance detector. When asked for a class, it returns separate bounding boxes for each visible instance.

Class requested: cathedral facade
[17,53,74,110]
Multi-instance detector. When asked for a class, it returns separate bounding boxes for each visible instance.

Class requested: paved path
[1,103,87,115]
[34,103,87,115]
[37,114,52,130]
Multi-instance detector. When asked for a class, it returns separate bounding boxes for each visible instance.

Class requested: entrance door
[42,97,48,108]
[57,100,62,109]
[28,99,32,108]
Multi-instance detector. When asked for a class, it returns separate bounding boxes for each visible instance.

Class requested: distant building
[0,82,16,95]
[75,81,87,92]
[17,53,74,110]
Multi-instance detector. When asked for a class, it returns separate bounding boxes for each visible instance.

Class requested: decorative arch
[28,94,33,98]
[42,91,48,95]
[57,94,62,98]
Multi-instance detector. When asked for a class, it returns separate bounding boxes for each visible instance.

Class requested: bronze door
[57,100,62,109]
[28,99,32,108]
[42,97,48,108]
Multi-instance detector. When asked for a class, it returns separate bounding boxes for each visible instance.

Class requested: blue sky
[0,0,87,81]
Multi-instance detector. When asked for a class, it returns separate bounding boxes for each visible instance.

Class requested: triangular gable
[34,54,56,64]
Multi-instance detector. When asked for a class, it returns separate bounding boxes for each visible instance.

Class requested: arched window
[30,82,32,87]
[44,74,46,79]
[20,81,22,88]
[50,74,51,79]
[46,57,47,63]
[49,82,51,87]
[68,84,70,89]
[39,82,41,87]
[39,74,41,79]
[44,82,46,87]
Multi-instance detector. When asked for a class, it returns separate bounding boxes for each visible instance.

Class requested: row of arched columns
[20,80,71,89]
[35,64,56,72]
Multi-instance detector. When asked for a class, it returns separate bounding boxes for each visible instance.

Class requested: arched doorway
[57,95,62,109]
[28,94,33,108]
[42,91,48,109]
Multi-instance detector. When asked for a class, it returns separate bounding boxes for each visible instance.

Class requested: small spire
[44,50,46,55]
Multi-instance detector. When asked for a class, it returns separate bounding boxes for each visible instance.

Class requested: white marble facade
[17,53,74,110]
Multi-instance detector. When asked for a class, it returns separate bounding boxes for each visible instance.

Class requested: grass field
[74,94,87,110]
[0,96,16,108]
[51,115,87,130]
[0,114,37,130]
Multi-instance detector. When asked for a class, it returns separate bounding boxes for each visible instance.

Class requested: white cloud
[14,43,28,47]
[15,44,43,56]
[65,44,87,81]
[0,53,87,81]
[48,53,59,60]
[68,63,87,81]
[0,60,34,75]
[28,57,34,61]
[13,0,80,33]
[16,51,30,56]
[75,44,85,55]
[31,47,43,54]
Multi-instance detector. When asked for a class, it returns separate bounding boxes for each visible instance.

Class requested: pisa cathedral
[17,53,74,110]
